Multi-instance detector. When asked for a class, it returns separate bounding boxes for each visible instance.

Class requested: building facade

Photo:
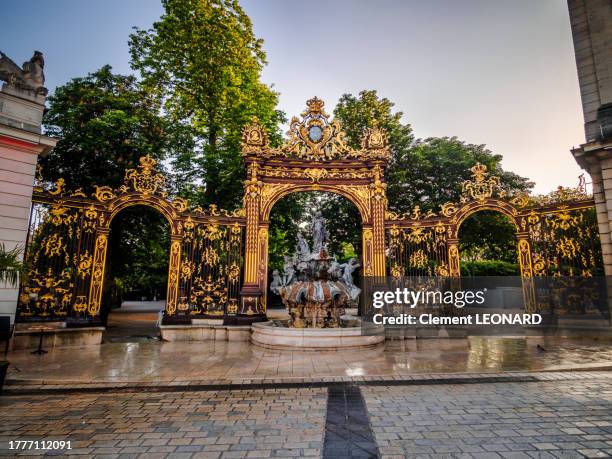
[567,0,612,274]
[0,52,57,322]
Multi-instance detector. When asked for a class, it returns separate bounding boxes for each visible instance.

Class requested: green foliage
[334,90,532,214]
[41,65,194,193]
[390,137,533,213]
[0,243,23,287]
[104,206,170,305]
[459,211,518,264]
[129,0,285,209]
[460,260,520,276]
[334,90,415,154]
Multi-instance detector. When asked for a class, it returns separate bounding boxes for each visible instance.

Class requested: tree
[40,66,194,303]
[388,136,532,213]
[333,90,534,272]
[129,0,285,209]
[334,90,532,213]
[41,65,193,193]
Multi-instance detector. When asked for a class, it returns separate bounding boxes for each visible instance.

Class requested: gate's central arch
[239,97,390,319]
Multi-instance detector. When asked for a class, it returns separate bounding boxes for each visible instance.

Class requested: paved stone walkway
[0,388,327,458]
[1,373,612,458]
[7,337,612,385]
[364,377,612,458]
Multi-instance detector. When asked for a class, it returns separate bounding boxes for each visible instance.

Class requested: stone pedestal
[250,322,385,350]
[160,324,251,342]
[11,326,104,350]
[0,83,57,323]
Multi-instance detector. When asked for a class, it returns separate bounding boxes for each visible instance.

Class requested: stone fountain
[251,212,384,349]
[271,211,361,328]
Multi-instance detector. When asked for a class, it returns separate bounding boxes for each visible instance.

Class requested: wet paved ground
[6,336,612,385]
[103,301,163,343]
[1,373,612,458]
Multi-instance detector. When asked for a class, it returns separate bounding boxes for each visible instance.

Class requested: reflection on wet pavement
[103,301,162,343]
[6,336,612,383]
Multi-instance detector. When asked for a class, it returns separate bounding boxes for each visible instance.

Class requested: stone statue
[311,211,328,253]
[282,255,296,286]
[296,232,310,261]
[339,258,361,300]
[0,51,47,94]
[270,269,283,294]
[329,258,342,279]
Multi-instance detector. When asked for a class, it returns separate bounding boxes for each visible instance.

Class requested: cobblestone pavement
[1,375,612,458]
[363,378,612,459]
[0,388,327,458]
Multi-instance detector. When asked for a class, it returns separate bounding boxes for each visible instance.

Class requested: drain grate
[323,385,379,458]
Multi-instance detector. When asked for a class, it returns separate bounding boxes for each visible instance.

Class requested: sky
[0,0,586,194]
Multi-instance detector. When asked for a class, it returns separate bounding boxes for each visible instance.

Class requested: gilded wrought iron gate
[16,101,606,325]
[17,155,245,325]
[385,164,604,314]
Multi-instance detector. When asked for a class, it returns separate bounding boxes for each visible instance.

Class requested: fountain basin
[251,321,385,350]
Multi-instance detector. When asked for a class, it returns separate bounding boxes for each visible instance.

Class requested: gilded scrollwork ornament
[241,116,269,156]
[124,154,165,195]
[361,121,390,161]
[461,163,503,202]
[94,185,116,203]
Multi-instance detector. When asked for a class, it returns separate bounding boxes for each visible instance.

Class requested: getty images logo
[372,288,487,309]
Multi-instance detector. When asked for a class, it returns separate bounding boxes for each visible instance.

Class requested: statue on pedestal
[311,210,329,253]
[0,51,47,94]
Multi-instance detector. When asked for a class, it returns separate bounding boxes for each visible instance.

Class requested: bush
[461,260,520,276]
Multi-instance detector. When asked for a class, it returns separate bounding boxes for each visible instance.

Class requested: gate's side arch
[453,199,520,230]
[383,162,599,313]
[88,195,179,324]
[238,97,391,319]
[452,198,534,280]
[104,195,177,230]
[18,155,246,325]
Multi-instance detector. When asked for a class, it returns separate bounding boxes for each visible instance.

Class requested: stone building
[0,51,56,322]
[567,0,612,273]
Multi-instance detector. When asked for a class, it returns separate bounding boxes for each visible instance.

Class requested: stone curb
[3,370,612,396]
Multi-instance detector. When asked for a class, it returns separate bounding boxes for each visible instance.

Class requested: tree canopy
[41,65,193,193]
[333,90,533,272]
[129,0,285,209]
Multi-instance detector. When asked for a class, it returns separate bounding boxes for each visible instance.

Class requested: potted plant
[0,243,23,287]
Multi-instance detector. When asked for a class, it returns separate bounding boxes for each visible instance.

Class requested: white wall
[0,145,38,323]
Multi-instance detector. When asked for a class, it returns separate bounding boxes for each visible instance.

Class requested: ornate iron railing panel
[178,220,243,318]
[17,202,97,321]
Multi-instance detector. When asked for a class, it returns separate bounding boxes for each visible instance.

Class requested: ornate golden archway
[238,97,390,318]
